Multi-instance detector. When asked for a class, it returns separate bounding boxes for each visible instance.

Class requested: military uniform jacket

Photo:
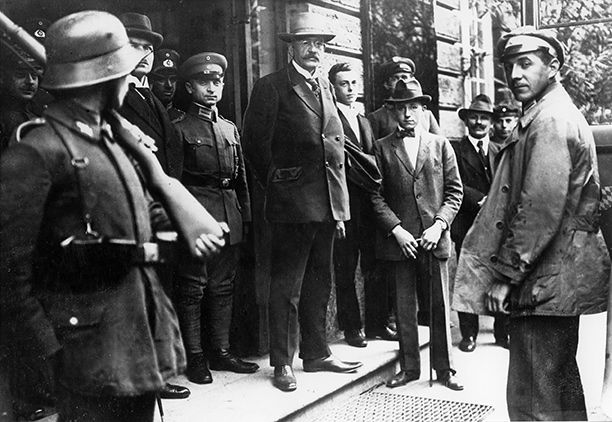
[175,103,251,245]
[370,129,463,261]
[454,81,610,317]
[0,99,185,396]
[242,65,350,223]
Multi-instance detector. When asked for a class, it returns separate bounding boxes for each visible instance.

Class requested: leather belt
[182,173,236,190]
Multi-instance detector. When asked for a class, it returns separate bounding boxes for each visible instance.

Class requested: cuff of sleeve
[434,216,448,230]
[387,223,401,238]
[493,245,528,283]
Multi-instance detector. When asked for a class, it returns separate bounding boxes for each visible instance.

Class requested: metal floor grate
[319,391,494,422]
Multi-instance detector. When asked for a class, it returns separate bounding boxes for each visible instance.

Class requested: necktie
[397,128,415,138]
[477,140,491,179]
[306,78,321,100]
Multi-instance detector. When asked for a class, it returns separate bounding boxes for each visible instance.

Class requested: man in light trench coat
[453,26,610,421]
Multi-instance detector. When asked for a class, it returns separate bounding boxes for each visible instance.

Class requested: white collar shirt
[468,134,490,156]
[401,126,421,169]
[337,103,361,144]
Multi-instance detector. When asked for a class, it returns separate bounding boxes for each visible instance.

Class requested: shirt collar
[337,102,358,117]
[127,74,149,89]
[468,134,490,153]
[292,60,318,80]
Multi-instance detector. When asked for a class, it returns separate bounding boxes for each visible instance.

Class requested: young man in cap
[174,52,258,384]
[370,79,463,391]
[328,62,376,348]
[367,56,441,140]
[453,26,610,420]
[451,94,509,352]
[150,48,184,122]
[119,12,183,180]
[242,11,362,392]
[491,101,519,144]
[0,11,226,420]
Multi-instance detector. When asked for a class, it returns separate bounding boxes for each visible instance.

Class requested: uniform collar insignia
[195,103,217,122]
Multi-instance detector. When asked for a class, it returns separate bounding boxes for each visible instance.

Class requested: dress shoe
[159,382,191,399]
[386,370,420,388]
[495,338,510,349]
[344,329,368,348]
[209,349,259,374]
[365,326,398,341]
[458,336,476,352]
[302,355,363,373]
[437,370,464,391]
[186,353,212,384]
[273,365,297,392]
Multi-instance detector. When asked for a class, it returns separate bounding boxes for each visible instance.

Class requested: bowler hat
[385,80,431,104]
[180,52,227,79]
[497,26,564,67]
[119,12,163,48]
[380,56,416,80]
[152,49,180,76]
[458,94,494,120]
[278,12,335,43]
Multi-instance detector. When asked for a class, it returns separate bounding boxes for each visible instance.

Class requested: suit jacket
[242,65,349,223]
[370,130,463,260]
[338,109,375,227]
[367,105,441,140]
[120,86,183,179]
[450,136,491,248]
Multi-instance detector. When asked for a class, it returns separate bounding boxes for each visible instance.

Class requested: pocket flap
[272,166,303,182]
[46,294,107,328]
[185,136,214,147]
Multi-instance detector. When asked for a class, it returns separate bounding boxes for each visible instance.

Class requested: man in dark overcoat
[118,12,183,180]
[0,11,225,420]
[453,27,610,420]
[242,12,362,392]
[370,79,463,391]
[451,94,509,352]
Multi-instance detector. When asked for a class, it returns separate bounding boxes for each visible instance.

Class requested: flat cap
[152,49,180,76]
[497,26,564,66]
[493,103,520,118]
[380,56,416,80]
[180,52,227,79]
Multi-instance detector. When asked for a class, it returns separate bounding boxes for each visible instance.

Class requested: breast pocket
[271,166,303,183]
[184,136,214,168]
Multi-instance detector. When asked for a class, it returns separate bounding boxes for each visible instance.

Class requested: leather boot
[186,353,212,384]
[209,349,259,374]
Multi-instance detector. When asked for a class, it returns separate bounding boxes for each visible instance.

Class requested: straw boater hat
[278,12,335,43]
[385,80,431,104]
[457,94,494,121]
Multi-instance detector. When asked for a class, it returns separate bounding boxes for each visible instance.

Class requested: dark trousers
[333,220,376,331]
[384,254,454,374]
[507,315,586,421]
[57,387,155,422]
[364,260,389,334]
[269,222,335,366]
[176,244,239,354]
[458,312,509,341]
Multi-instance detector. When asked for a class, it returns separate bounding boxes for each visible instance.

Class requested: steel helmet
[42,11,140,90]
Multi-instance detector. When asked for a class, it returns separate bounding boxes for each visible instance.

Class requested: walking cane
[156,394,165,422]
[429,258,434,387]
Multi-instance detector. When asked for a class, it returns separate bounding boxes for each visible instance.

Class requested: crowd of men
[0,8,609,422]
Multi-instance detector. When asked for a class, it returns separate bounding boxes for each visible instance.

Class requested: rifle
[0,11,45,73]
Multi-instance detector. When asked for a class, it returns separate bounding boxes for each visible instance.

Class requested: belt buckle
[221,178,231,188]
[141,242,160,263]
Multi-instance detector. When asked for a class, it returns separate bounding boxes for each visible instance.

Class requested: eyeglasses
[296,40,325,49]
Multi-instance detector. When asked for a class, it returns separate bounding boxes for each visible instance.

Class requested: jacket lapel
[413,132,430,177]
[392,136,415,175]
[287,67,322,118]
[460,137,488,179]
[123,88,164,139]
[320,77,335,130]
[339,109,359,146]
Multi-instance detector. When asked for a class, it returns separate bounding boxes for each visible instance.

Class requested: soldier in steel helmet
[0,11,225,421]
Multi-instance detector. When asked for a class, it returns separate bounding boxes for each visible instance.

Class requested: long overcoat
[453,81,610,317]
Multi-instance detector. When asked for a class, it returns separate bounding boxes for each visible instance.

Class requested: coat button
[338,162,343,168]
[416,193,422,199]
[501,185,509,193]
[335,135,341,142]
[325,161,330,167]
[496,221,504,229]
[490,255,498,263]
[322,134,326,140]
[69,316,79,326]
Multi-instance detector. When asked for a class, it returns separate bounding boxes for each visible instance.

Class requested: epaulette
[218,114,237,128]
[171,110,186,124]
[15,117,46,143]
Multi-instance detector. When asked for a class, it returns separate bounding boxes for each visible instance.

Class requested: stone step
[156,327,430,422]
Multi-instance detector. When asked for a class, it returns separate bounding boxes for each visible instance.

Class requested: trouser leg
[333,219,361,331]
[507,315,585,421]
[458,312,479,339]
[494,313,510,342]
[269,223,315,366]
[204,244,239,350]
[391,260,420,373]
[175,260,206,355]
[364,260,388,334]
[298,223,335,361]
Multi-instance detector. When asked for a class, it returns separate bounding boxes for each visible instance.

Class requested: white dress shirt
[401,126,421,169]
[338,103,361,144]
[468,134,490,156]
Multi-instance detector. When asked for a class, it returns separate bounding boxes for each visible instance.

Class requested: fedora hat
[119,12,163,48]
[385,80,431,104]
[278,12,335,43]
[458,94,494,120]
